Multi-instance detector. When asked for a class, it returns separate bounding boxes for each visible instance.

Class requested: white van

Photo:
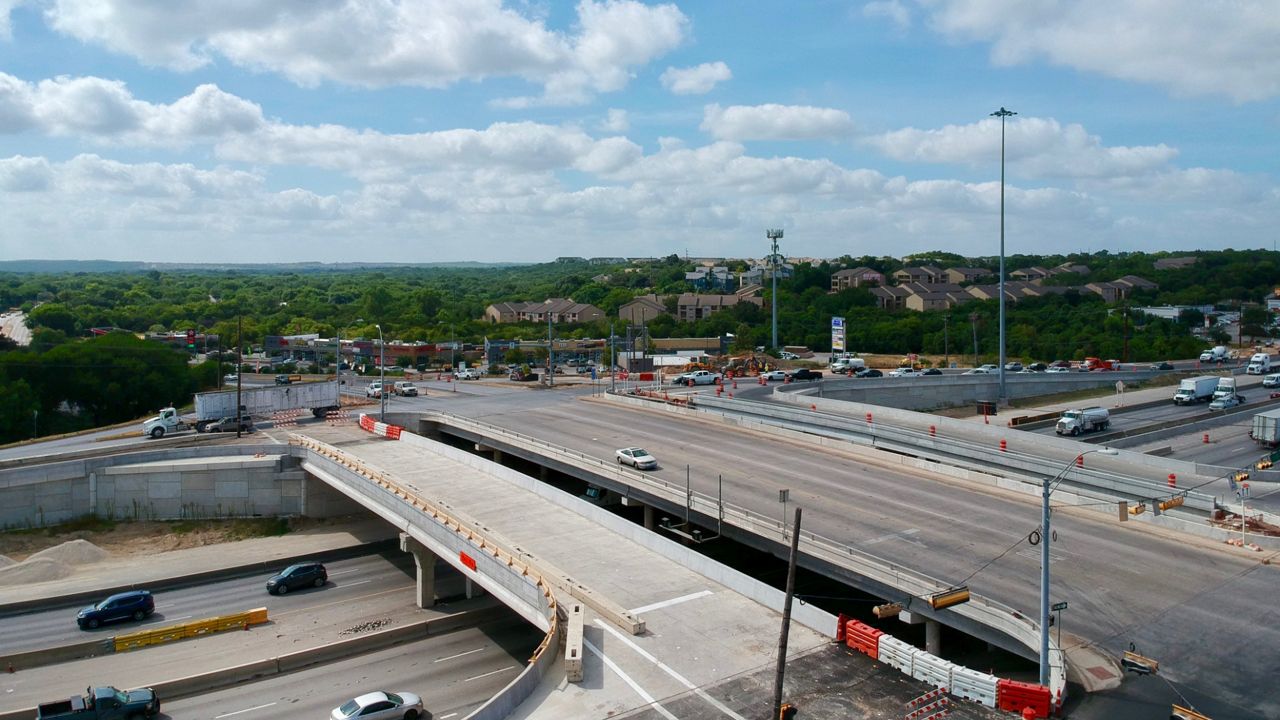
[1263,373,1280,389]
[1247,353,1272,375]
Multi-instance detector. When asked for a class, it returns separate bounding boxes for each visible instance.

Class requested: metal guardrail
[114,607,269,651]
[417,409,1069,698]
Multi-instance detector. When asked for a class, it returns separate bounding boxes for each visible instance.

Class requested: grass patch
[2,514,119,537]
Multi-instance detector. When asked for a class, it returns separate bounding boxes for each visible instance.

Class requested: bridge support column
[925,619,941,656]
[399,533,437,608]
[492,449,503,464]
[539,466,549,480]
[643,504,655,530]
[466,577,485,599]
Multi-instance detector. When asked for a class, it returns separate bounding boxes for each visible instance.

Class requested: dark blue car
[77,590,154,630]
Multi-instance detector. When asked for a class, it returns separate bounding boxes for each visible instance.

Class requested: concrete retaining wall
[0,445,314,528]
[811,371,1160,410]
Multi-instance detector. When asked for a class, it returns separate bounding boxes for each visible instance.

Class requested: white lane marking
[144,615,190,625]
[329,568,362,576]
[435,647,484,663]
[863,528,920,545]
[465,665,517,682]
[336,580,372,589]
[583,637,679,720]
[595,620,746,720]
[438,714,458,719]
[630,590,712,615]
[215,702,276,718]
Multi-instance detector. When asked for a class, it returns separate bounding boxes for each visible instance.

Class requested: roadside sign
[831,316,846,352]
[1052,601,1068,611]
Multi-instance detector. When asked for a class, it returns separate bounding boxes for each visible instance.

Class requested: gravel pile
[0,554,14,569]
[26,539,110,566]
[0,557,73,585]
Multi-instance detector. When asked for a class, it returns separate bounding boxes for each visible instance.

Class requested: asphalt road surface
[2,553,426,653]
[156,617,541,720]
[429,388,1278,719]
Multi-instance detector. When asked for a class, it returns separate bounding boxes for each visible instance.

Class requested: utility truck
[142,380,342,439]
[1055,407,1110,436]
[37,686,159,719]
[1173,376,1218,405]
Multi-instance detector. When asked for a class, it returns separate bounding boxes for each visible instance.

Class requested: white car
[888,368,920,378]
[962,367,994,375]
[616,447,657,470]
[761,369,788,381]
[455,367,481,380]
[1045,366,1071,374]
[779,351,799,360]
[366,382,385,398]
[331,691,425,720]
[1209,393,1244,410]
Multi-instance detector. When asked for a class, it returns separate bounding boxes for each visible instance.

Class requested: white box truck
[1173,376,1218,405]
[1055,407,1110,436]
[1251,408,1280,447]
[1213,376,1237,400]
[1246,353,1272,375]
[142,380,342,439]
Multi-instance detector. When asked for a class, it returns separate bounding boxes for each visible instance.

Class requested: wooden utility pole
[772,507,802,719]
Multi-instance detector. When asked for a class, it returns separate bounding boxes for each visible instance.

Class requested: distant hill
[0,260,526,273]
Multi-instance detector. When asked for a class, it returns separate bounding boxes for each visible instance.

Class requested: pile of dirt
[0,554,14,569]
[26,538,111,565]
[0,557,73,586]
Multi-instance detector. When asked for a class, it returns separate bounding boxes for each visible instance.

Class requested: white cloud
[867,116,1178,180]
[862,0,911,30]
[0,73,265,145]
[914,0,1280,102]
[700,103,855,141]
[39,0,688,104]
[600,108,629,133]
[660,61,731,95]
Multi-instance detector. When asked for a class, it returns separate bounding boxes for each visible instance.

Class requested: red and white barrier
[843,618,882,659]
[358,413,403,440]
[950,666,998,708]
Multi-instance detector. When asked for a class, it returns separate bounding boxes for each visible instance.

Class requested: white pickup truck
[672,369,722,386]
[455,367,481,380]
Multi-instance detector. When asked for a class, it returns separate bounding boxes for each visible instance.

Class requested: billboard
[831,316,846,352]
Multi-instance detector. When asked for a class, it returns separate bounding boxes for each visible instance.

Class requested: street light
[1039,446,1117,685]
[375,323,385,421]
[767,228,784,352]
[991,106,1015,405]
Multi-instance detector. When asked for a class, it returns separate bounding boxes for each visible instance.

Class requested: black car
[788,368,823,382]
[920,368,942,376]
[1026,362,1048,372]
[855,368,883,378]
[77,590,154,629]
[274,374,293,385]
[266,561,328,594]
[1151,361,1175,371]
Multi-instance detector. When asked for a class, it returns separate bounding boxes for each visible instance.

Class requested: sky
[0,1,1277,265]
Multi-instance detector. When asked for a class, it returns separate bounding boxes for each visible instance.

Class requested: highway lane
[0,553,442,653]
[158,617,541,720]
[443,393,1279,719]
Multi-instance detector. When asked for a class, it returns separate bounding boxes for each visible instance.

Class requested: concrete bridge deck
[302,422,835,719]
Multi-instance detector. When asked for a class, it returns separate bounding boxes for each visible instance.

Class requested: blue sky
[0,1,1276,264]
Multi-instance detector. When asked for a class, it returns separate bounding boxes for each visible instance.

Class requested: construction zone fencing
[838,615,1055,718]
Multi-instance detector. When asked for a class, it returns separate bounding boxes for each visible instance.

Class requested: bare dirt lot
[0,516,345,563]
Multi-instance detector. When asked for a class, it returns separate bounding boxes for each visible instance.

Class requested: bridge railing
[288,434,561,720]
[418,410,1067,699]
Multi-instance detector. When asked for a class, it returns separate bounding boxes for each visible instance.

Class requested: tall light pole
[375,323,385,421]
[991,107,1015,404]
[943,315,950,369]
[1039,447,1116,685]
[767,228,784,352]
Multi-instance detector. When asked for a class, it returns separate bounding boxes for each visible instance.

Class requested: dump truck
[37,686,159,719]
[1173,376,1218,405]
[142,380,342,439]
[1250,408,1280,447]
[1055,407,1110,436]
